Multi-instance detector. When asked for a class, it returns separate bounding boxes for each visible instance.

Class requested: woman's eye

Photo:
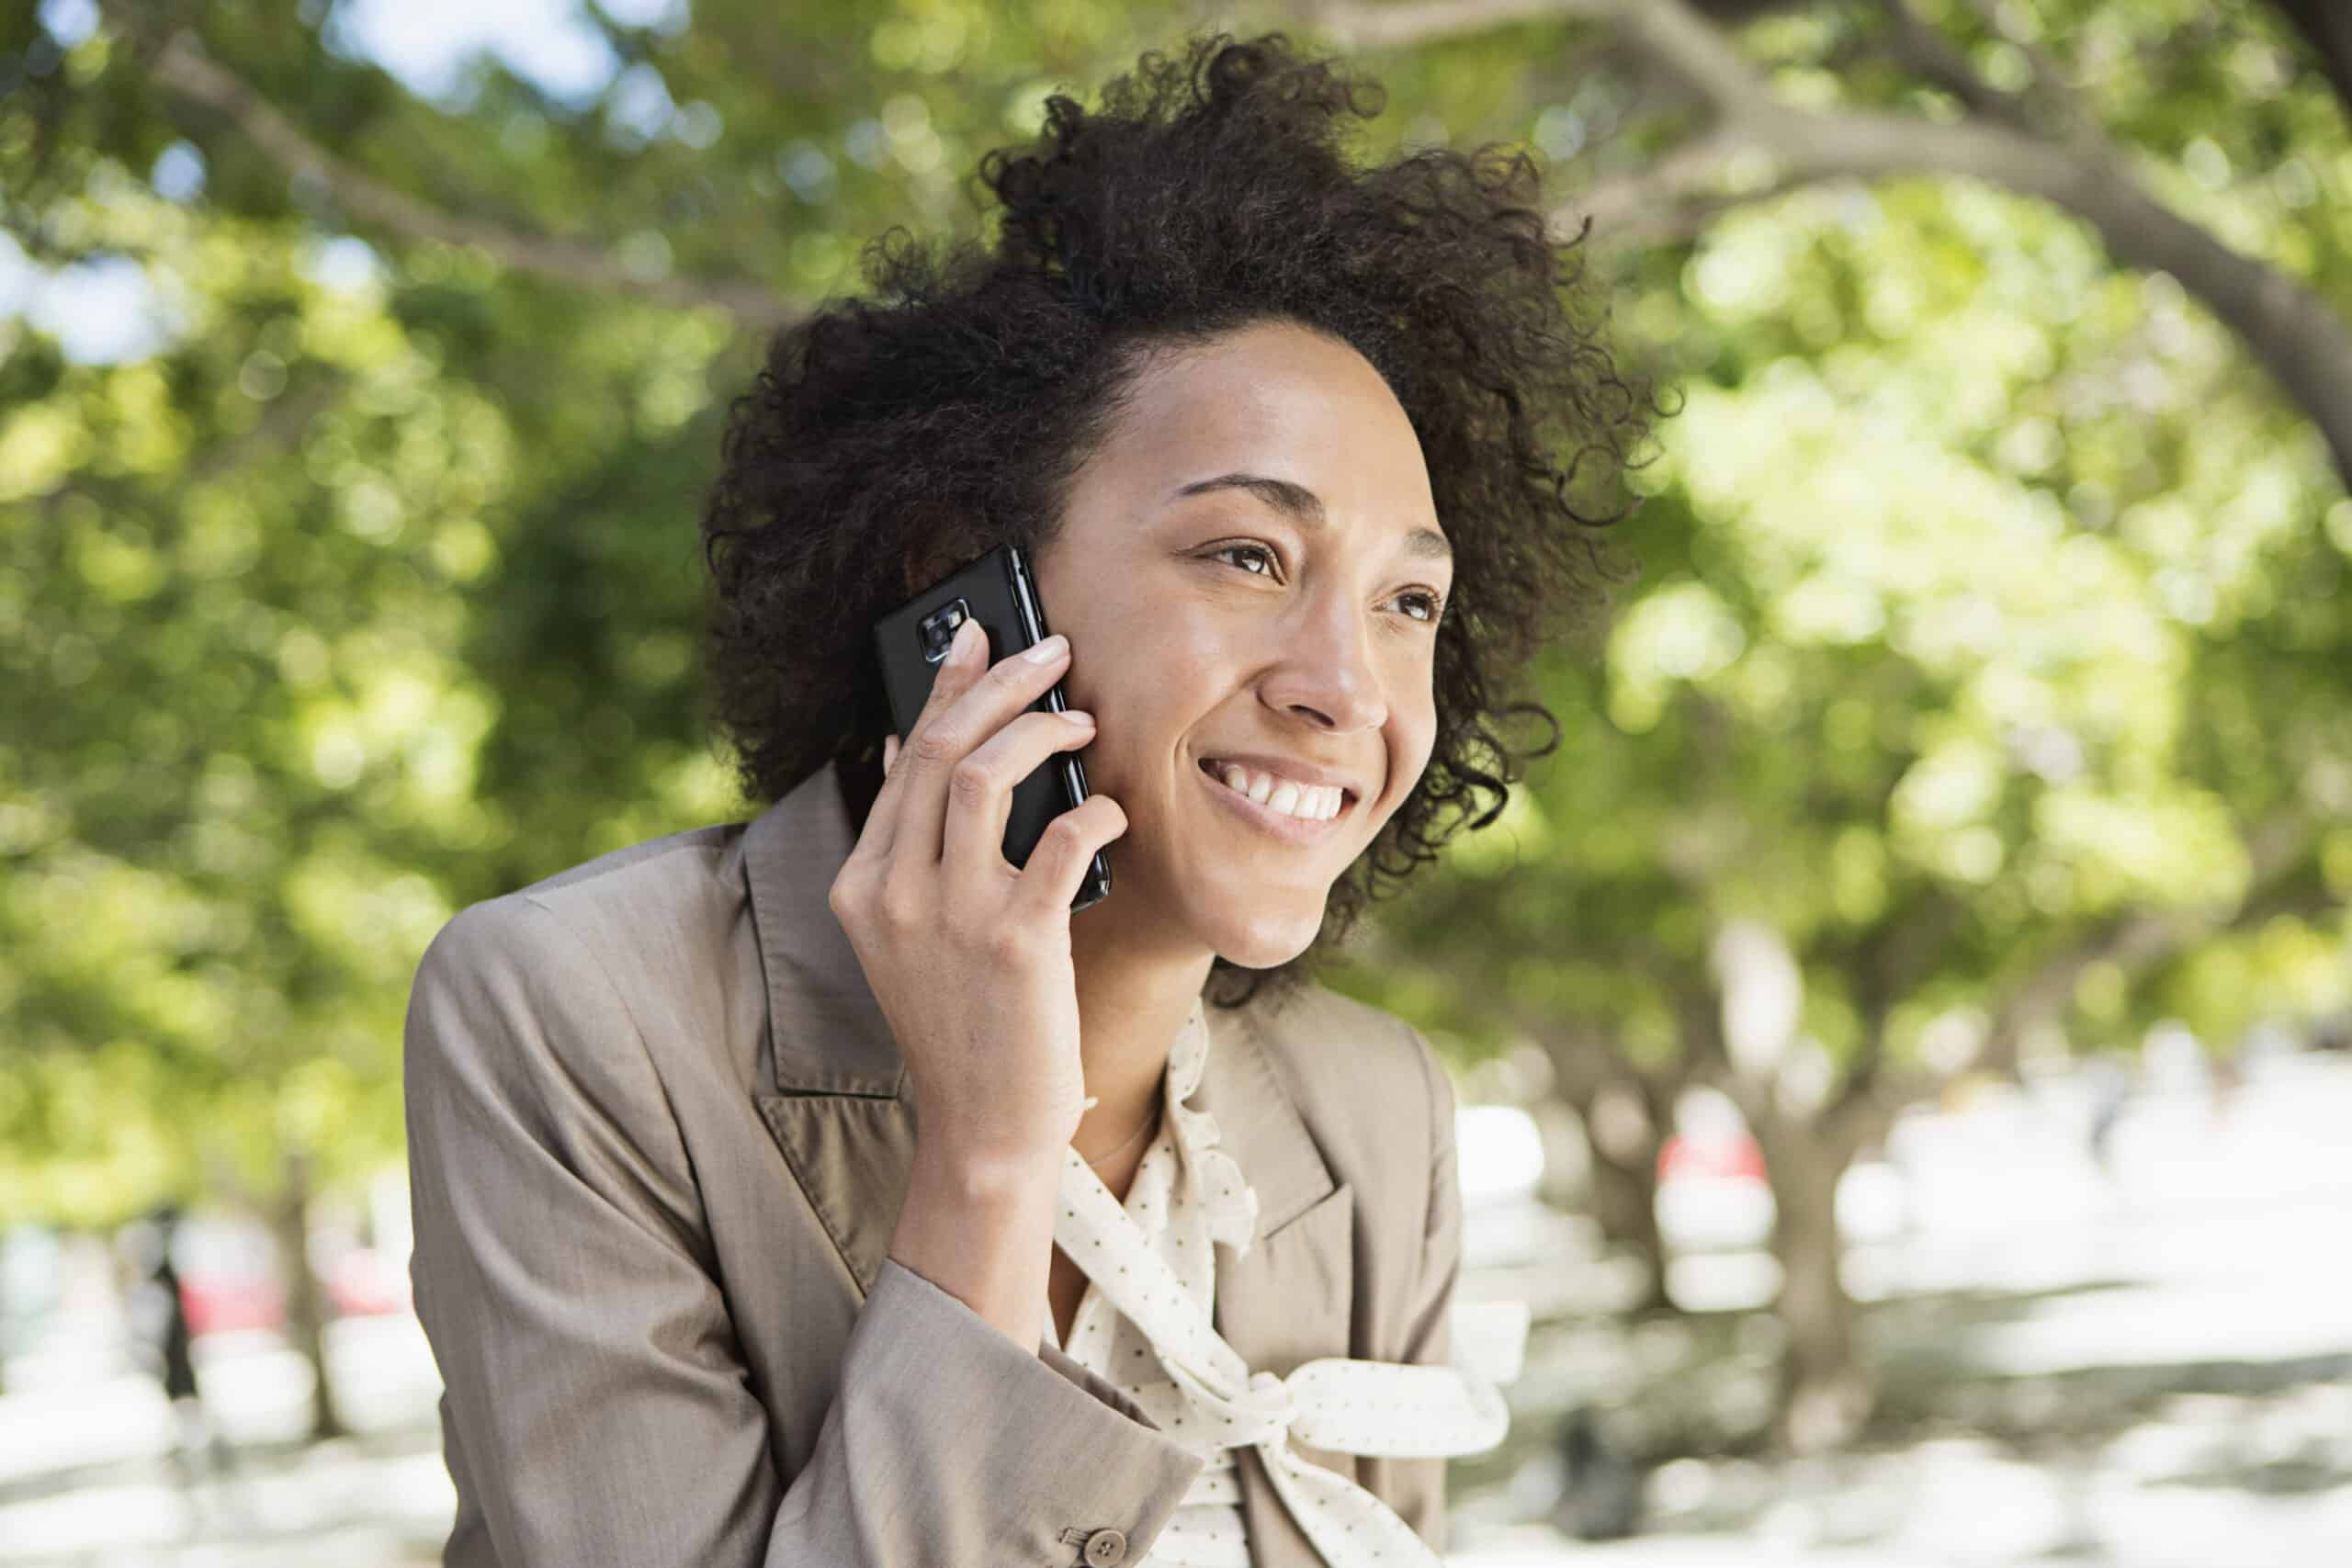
[1206,543,1443,623]
[1212,543,1279,577]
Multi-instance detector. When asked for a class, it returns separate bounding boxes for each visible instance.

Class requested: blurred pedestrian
[121,1207,242,1511]
[1552,1406,1644,1540]
[2084,1056,2131,1177]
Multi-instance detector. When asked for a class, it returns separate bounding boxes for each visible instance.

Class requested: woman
[403,29,1645,1568]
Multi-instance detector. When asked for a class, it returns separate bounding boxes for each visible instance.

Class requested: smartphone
[871,542,1112,912]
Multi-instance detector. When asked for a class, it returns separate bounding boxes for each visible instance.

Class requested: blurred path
[4,1056,2348,1564]
[0,1315,447,1565]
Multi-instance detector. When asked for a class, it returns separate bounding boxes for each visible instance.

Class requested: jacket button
[1081,1527,1128,1566]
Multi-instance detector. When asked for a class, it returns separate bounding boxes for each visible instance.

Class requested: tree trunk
[272,1151,347,1442]
[1554,1059,1677,1314]
[1758,1117,1871,1452]
[1586,1125,1671,1314]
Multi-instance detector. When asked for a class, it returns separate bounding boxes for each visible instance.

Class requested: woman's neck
[1068,904,1216,1165]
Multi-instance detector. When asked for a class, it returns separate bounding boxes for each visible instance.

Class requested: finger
[892,628,1071,866]
[942,708,1097,881]
[1014,793,1127,919]
[919,615,992,725]
[853,620,987,863]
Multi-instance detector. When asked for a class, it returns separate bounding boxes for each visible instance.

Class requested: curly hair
[699,29,1651,1011]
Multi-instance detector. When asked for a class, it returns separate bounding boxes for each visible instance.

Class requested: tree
[1307,0,2352,490]
[1337,130,2350,1447]
[1258,0,2352,1448]
[6,0,2347,1452]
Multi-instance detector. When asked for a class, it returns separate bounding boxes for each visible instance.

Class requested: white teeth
[1209,762,1344,822]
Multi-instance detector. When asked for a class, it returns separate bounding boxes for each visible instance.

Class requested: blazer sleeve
[403,897,1204,1568]
[1375,1019,1465,1554]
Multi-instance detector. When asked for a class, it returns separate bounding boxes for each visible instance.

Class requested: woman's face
[1033,320,1452,970]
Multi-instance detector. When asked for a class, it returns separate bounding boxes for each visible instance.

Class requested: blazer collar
[742,761,1338,1273]
[743,761,906,1098]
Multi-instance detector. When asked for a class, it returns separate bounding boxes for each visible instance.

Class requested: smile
[1196,758,1354,842]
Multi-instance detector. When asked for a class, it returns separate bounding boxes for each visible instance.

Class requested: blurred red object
[172,1216,287,1335]
[325,1247,412,1317]
[1657,1130,1767,1184]
[180,1270,286,1336]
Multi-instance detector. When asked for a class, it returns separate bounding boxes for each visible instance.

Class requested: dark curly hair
[700,29,1651,1011]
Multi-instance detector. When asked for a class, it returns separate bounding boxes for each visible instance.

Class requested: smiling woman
[404,28,1650,1568]
[703,42,1652,1014]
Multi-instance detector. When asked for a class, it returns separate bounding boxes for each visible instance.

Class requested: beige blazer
[403,759,1465,1568]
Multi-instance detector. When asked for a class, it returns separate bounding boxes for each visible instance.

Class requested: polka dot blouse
[1042,998,1525,1566]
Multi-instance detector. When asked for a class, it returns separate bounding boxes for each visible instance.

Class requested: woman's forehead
[1080,328,1440,538]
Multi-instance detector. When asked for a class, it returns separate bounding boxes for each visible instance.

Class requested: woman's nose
[1259,602,1387,734]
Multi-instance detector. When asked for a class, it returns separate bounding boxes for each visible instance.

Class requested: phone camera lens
[920,599,971,663]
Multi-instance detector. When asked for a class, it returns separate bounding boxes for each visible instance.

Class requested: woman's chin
[1200,898,1327,971]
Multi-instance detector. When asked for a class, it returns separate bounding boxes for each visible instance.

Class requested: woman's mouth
[1196,757,1355,841]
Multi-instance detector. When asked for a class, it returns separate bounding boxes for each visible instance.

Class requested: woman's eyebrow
[1170,471,1452,561]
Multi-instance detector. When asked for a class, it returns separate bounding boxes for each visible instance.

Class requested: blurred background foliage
[4,0,2349,1451]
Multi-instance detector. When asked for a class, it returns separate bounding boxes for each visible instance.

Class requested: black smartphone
[871,542,1112,912]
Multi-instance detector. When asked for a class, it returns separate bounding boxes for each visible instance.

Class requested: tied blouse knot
[1043,999,1528,1567]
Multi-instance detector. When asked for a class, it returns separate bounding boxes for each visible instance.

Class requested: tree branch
[1303,0,2352,488]
[2263,0,2352,121]
[1873,0,2031,127]
[1555,128,1774,245]
[1975,814,2328,1073]
[1949,0,2094,138]
[1510,1006,1679,1108]
[1825,883,1964,1120]
[142,28,798,333]
[1295,0,1614,49]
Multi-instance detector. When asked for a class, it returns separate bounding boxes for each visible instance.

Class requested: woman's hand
[830,616,1125,1172]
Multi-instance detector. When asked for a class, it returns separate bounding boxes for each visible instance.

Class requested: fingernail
[1061,709,1094,727]
[952,618,983,663]
[1023,634,1069,664]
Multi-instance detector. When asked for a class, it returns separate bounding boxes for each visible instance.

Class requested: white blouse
[1042,998,1527,1567]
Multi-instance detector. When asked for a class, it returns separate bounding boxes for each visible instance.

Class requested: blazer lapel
[1200,998,1360,1566]
[744,763,914,1300]
[1198,997,1346,1349]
